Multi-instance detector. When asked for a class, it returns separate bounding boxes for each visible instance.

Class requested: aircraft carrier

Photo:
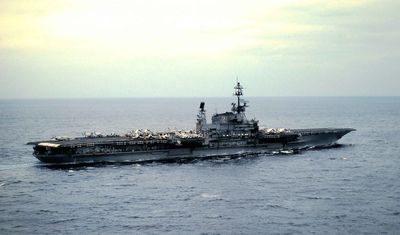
[31,82,355,164]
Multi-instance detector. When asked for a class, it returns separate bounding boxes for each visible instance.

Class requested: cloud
[0,0,306,56]
[234,0,400,64]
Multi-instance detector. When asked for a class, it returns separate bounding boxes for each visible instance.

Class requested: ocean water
[0,97,399,234]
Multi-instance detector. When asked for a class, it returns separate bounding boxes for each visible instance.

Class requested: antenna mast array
[233,81,248,114]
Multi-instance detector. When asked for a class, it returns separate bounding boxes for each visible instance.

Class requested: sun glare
[41,0,302,56]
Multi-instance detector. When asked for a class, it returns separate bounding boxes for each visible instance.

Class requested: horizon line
[1,95,400,101]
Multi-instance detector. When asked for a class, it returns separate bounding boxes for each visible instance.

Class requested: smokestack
[199,102,205,112]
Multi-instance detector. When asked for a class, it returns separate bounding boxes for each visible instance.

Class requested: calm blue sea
[0,97,399,234]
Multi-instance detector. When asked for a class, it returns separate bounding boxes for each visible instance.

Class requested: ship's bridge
[196,81,259,136]
[210,111,258,133]
[212,112,244,124]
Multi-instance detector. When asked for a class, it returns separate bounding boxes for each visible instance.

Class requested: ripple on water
[1,97,400,234]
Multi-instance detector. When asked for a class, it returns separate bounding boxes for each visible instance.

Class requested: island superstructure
[31,82,354,164]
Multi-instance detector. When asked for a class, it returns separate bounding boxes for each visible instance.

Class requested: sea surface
[0,97,399,234]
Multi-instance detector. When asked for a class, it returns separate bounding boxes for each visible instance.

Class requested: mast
[233,81,247,114]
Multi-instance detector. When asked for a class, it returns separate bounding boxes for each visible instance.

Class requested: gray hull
[35,129,353,165]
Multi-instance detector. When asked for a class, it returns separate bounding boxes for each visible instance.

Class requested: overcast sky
[0,0,399,98]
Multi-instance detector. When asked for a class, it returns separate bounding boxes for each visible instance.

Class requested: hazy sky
[0,0,399,98]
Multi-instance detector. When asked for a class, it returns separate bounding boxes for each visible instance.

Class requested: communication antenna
[233,81,247,113]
